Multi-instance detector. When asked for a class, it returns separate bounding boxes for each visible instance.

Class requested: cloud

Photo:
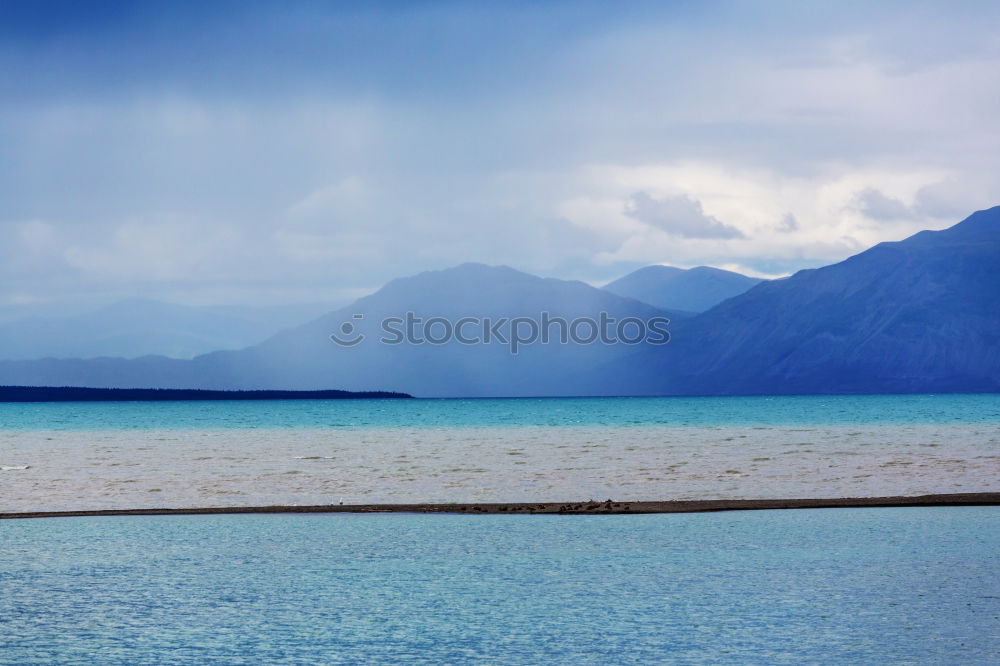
[63,216,249,281]
[853,188,912,220]
[1,1,999,306]
[17,220,57,249]
[776,214,799,233]
[852,179,994,224]
[624,193,745,239]
[911,179,989,220]
[286,177,371,220]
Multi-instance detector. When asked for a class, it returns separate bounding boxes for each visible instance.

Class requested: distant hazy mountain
[0,302,98,325]
[2,207,997,397]
[0,300,335,360]
[0,264,682,396]
[613,205,1000,395]
[603,265,762,312]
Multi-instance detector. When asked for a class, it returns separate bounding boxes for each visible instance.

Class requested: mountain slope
[2,206,997,398]
[0,264,682,397]
[603,265,762,312]
[619,206,1000,395]
[0,300,334,360]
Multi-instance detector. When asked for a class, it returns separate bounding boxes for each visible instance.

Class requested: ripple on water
[0,422,998,511]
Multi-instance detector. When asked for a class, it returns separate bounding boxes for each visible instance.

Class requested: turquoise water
[2,507,998,664]
[2,394,998,510]
[2,393,999,431]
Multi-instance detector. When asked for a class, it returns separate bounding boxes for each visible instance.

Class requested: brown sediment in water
[1,492,997,520]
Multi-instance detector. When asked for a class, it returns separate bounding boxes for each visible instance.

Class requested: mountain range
[0,300,336,360]
[618,205,1000,395]
[0,265,683,396]
[602,265,762,312]
[0,206,997,396]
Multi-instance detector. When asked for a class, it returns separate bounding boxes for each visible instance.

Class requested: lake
[1,394,998,511]
[2,507,998,664]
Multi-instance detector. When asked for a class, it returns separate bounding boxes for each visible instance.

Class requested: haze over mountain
[0,265,681,397]
[603,265,763,312]
[0,300,336,360]
[0,207,997,396]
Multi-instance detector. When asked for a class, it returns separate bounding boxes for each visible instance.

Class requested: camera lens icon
[330,314,366,347]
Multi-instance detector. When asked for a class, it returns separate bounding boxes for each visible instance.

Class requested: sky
[2,0,999,308]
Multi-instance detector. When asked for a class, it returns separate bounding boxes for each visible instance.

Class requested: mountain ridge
[603,264,762,312]
[0,264,683,397]
[611,205,1000,395]
[0,299,337,361]
[0,207,997,397]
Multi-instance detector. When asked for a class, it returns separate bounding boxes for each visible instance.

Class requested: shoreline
[2,492,997,520]
[0,386,411,402]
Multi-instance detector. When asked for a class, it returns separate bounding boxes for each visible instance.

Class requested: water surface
[2,393,999,431]
[2,507,997,664]
[1,395,998,511]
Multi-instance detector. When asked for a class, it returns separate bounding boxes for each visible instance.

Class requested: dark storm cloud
[0,0,998,305]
